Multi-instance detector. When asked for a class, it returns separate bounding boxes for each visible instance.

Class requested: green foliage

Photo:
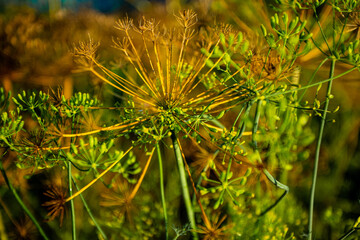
[230,194,305,239]
[67,137,140,183]
[258,98,315,167]
[0,111,23,146]
[272,0,326,10]
[12,90,50,126]
[1,1,360,239]
[199,168,251,209]
[65,92,100,117]
[0,88,24,147]
[340,40,360,66]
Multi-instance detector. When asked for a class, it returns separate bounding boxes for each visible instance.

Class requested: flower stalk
[72,178,108,240]
[308,58,336,240]
[171,131,198,240]
[69,118,76,240]
[156,143,168,240]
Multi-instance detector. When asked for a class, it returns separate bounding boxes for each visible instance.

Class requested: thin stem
[175,139,211,230]
[308,59,336,240]
[314,7,332,54]
[298,58,329,102]
[72,177,108,240]
[171,132,198,240]
[339,216,360,240]
[252,100,262,149]
[304,26,328,57]
[69,116,76,240]
[128,148,155,200]
[192,164,209,204]
[334,15,348,51]
[0,156,49,240]
[156,144,168,240]
[68,160,76,240]
[65,147,133,202]
[332,6,336,51]
[339,228,359,240]
[259,169,289,216]
[265,66,357,99]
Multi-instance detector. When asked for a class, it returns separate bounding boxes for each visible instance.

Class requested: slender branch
[339,228,360,240]
[156,144,168,240]
[65,147,133,202]
[72,177,108,240]
[265,66,357,99]
[339,216,360,240]
[334,15,348,51]
[314,7,332,54]
[128,148,154,200]
[252,100,262,149]
[308,59,336,240]
[171,132,198,240]
[68,160,76,240]
[259,169,289,216]
[69,117,76,240]
[298,58,328,102]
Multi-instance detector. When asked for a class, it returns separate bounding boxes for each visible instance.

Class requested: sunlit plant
[0,1,359,239]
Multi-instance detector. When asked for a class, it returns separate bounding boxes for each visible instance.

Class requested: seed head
[175,9,198,29]
[114,16,134,32]
[42,186,67,227]
[347,12,360,40]
[73,36,100,70]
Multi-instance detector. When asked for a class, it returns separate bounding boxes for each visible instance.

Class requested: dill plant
[67,9,311,239]
[69,10,257,239]
[0,1,359,239]
[0,8,315,240]
[261,1,360,238]
[228,0,360,238]
[206,0,359,237]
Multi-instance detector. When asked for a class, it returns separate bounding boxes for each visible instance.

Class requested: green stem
[298,58,328,102]
[69,117,76,240]
[304,26,328,57]
[252,100,262,149]
[339,228,359,240]
[260,168,289,216]
[156,144,168,240]
[192,164,209,204]
[72,177,107,240]
[334,15,348,51]
[265,66,357,99]
[308,59,336,240]
[192,105,249,202]
[68,161,76,240]
[0,156,49,240]
[171,132,198,240]
[339,216,360,240]
[314,7,332,54]
[332,7,336,50]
